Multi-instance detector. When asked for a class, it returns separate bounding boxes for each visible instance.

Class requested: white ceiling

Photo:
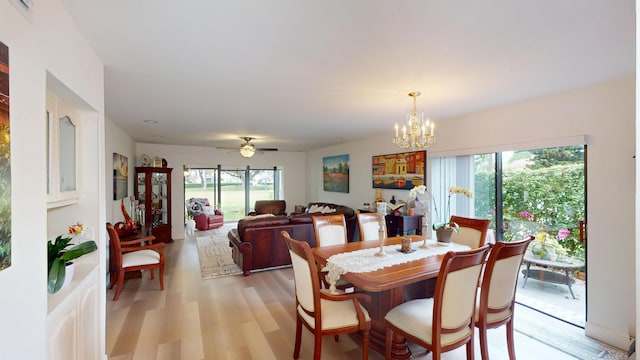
[61,0,635,152]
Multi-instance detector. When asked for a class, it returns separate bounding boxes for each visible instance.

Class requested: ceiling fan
[216,137,278,158]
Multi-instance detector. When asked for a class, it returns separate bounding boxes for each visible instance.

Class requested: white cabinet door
[47,269,99,360]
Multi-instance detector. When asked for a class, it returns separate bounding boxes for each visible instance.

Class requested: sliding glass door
[185,166,282,222]
[430,144,586,327]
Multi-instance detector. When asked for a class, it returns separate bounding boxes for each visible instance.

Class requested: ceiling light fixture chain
[393,91,435,150]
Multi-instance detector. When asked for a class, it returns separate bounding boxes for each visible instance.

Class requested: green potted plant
[47,223,97,294]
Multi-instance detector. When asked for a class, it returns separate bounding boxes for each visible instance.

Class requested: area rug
[195,224,243,280]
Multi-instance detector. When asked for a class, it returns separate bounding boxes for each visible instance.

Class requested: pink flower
[557,229,570,239]
[519,211,533,221]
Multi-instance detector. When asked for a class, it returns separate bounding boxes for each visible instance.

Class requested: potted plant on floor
[47,223,98,294]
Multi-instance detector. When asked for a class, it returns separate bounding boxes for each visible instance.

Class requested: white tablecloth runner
[325,241,470,292]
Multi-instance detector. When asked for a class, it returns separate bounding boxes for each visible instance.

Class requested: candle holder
[419,213,429,249]
[374,219,387,257]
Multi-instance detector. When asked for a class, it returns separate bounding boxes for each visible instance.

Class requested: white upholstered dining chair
[356,212,386,241]
[450,215,491,249]
[384,245,490,360]
[475,236,534,360]
[282,231,371,360]
[312,214,354,290]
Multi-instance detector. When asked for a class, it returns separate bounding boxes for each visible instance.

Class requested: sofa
[228,202,356,276]
[247,200,287,216]
[186,197,224,230]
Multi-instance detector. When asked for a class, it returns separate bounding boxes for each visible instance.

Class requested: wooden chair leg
[479,323,490,360]
[467,335,475,360]
[293,316,302,359]
[385,328,393,359]
[313,331,322,360]
[507,319,516,360]
[159,264,164,290]
[362,329,369,360]
[149,268,154,279]
[113,270,126,301]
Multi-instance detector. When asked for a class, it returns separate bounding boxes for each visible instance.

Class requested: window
[184,166,283,222]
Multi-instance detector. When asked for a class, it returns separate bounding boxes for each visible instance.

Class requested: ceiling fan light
[240,144,256,158]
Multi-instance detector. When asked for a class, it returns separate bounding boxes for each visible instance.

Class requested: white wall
[136,143,307,240]
[308,78,635,349]
[0,1,106,358]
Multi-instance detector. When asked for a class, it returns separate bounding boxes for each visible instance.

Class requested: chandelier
[393,91,435,149]
[240,143,256,158]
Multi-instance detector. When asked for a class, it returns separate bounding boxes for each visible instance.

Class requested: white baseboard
[585,321,633,352]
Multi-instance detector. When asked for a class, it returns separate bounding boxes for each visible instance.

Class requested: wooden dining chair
[384,245,490,360]
[475,236,534,360]
[106,222,166,301]
[281,231,371,360]
[450,215,491,249]
[312,214,353,290]
[356,212,386,241]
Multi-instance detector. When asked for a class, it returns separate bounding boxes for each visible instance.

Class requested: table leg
[564,268,576,299]
[522,262,531,288]
[364,288,411,359]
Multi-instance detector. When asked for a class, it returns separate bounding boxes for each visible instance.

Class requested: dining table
[312,235,470,359]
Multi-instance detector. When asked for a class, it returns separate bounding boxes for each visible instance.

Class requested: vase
[435,227,454,245]
[63,262,75,288]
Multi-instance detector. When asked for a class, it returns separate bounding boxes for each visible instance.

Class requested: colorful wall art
[0,41,11,271]
[323,154,349,193]
[113,153,129,200]
[372,150,426,190]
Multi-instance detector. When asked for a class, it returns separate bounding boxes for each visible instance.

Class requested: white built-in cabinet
[47,256,99,360]
[45,84,102,359]
[46,93,80,209]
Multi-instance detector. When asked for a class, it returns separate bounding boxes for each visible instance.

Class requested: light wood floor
[106,234,595,360]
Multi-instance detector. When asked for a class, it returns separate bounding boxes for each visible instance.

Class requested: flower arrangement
[406,185,474,233]
[432,186,474,232]
[68,222,83,236]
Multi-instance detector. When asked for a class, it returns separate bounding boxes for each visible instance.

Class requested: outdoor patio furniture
[521,253,585,299]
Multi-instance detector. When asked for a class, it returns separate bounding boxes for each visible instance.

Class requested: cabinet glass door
[151,172,168,226]
[137,172,146,224]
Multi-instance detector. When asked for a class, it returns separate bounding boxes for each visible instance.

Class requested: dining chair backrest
[450,215,491,249]
[476,236,534,360]
[435,245,490,340]
[356,212,385,241]
[312,214,348,247]
[283,230,320,314]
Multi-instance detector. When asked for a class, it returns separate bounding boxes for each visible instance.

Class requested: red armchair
[187,197,224,230]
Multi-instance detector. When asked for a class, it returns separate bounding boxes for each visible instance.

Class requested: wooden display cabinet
[135,167,173,243]
[385,214,423,237]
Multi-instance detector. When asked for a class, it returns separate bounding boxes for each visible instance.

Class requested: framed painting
[323,154,349,193]
[372,150,426,190]
[113,153,129,200]
[0,40,11,271]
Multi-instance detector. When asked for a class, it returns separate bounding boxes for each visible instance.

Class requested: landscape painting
[323,154,349,193]
[372,150,426,190]
[113,153,128,200]
[0,41,11,271]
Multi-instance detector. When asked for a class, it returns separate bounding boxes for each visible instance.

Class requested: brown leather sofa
[228,202,355,276]
[247,200,287,216]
